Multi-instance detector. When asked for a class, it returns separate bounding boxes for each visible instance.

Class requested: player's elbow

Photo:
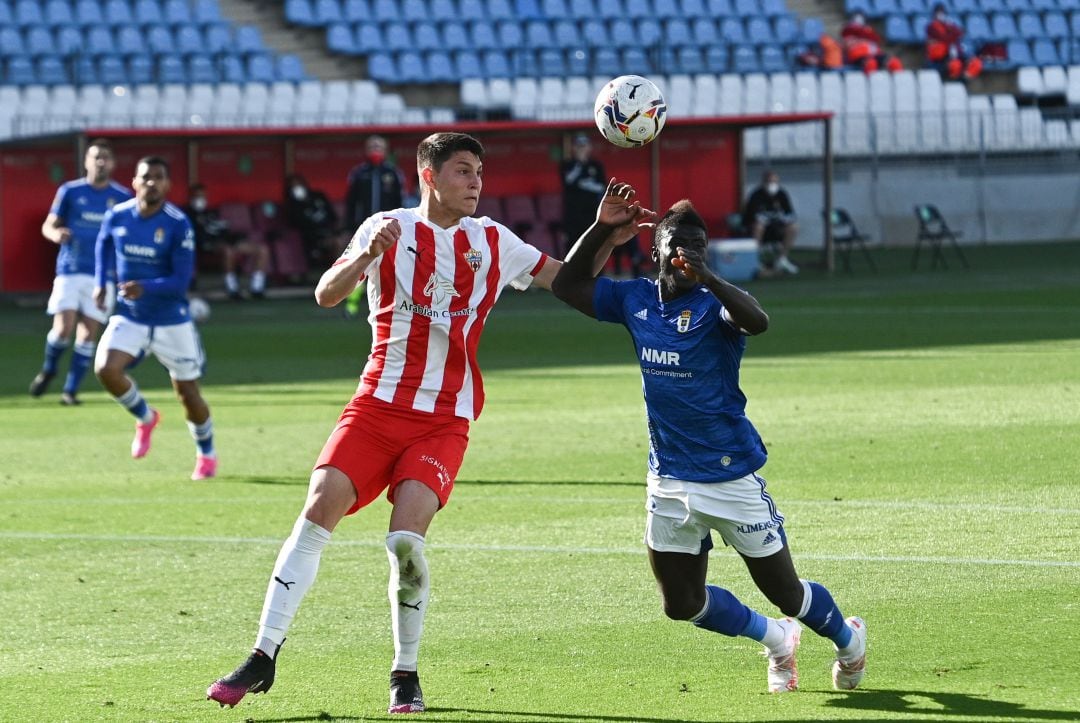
[744,312,769,336]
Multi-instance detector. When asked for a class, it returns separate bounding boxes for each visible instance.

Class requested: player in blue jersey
[552,184,867,693]
[93,156,218,481]
[29,139,132,405]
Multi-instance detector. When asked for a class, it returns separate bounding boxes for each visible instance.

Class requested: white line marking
[0,532,1076,568]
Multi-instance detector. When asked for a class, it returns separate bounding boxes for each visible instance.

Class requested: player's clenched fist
[672,246,712,283]
[363,217,401,257]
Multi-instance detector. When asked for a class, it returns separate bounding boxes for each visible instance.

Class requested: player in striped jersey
[207,133,652,714]
[29,139,131,406]
[93,156,217,482]
[552,197,867,694]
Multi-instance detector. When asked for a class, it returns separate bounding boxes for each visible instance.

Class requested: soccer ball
[189,297,211,323]
[593,75,667,148]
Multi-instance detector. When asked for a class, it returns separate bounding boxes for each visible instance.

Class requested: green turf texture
[1,244,1078,722]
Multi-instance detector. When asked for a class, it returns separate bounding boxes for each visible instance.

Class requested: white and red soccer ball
[593,75,668,149]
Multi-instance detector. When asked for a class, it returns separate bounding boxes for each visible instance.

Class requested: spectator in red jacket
[841,12,903,73]
[926,3,983,79]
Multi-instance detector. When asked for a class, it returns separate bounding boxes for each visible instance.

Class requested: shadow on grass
[814,688,1080,720]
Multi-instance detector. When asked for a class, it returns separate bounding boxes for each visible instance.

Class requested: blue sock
[42,331,69,375]
[798,580,852,648]
[115,384,154,423]
[63,341,94,395]
[692,585,757,638]
[187,417,215,456]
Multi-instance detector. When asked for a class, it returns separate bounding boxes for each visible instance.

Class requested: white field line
[0,531,1076,568]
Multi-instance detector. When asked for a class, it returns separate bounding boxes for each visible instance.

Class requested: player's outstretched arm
[315,217,399,307]
[552,179,655,317]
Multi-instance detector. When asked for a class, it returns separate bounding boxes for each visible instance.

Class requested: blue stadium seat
[639,18,663,45]
[246,53,276,83]
[15,0,46,27]
[205,24,232,53]
[524,20,554,49]
[990,12,1018,39]
[134,0,165,26]
[84,27,116,56]
[235,25,266,54]
[665,19,693,46]
[731,44,758,72]
[511,48,537,76]
[220,54,246,81]
[734,0,760,16]
[45,0,76,27]
[746,17,774,44]
[720,17,746,43]
[385,24,414,52]
[414,23,443,51]
[655,0,681,18]
[488,0,515,19]
[552,20,582,48]
[801,16,824,42]
[431,0,458,20]
[441,21,470,50]
[277,53,307,81]
[366,52,396,81]
[116,26,146,56]
[1017,12,1044,38]
[608,19,639,47]
[595,0,625,20]
[74,56,97,82]
[910,12,929,37]
[582,19,610,46]
[1043,11,1068,39]
[397,51,426,82]
[481,49,511,77]
[707,44,731,72]
[1031,37,1059,64]
[314,0,343,24]
[1,27,28,58]
[593,46,621,76]
[538,47,565,75]
[57,26,83,55]
[898,0,925,13]
[760,44,786,71]
[459,0,486,20]
[964,13,992,42]
[676,46,705,74]
[74,0,105,26]
[978,0,1005,12]
[1006,38,1033,65]
[694,17,721,44]
[26,27,57,57]
[469,21,498,50]
[37,56,69,84]
[684,0,709,17]
[400,0,426,23]
[326,23,355,53]
[885,13,915,41]
[371,0,396,22]
[1004,0,1030,10]
[455,49,483,77]
[1029,0,1055,10]
[1071,12,1080,38]
[342,0,372,22]
[354,23,380,53]
[0,3,13,26]
[98,55,127,83]
[566,47,589,74]
[286,0,317,26]
[870,0,899,16]
[621,47,652,75]
[565,0,596,19]
[188,54,217,82]
[158,54,187,82]
[102,0,134,26]
[163,0,192,25]
[761,0,788,15]
[625,0,653,18]
[146,25,176,55]
[541,0,569,16]
[128,54,154,82]
[773,15,798,43]
[496,20,524,48]
[193,0,223,24]
[6,57,36,84]
[426,50,457,82]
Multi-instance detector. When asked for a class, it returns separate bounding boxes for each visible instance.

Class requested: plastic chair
[913,204,968,270]
[826,208,876,273]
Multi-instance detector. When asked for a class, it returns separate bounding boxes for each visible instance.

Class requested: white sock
[225,272,239,293]
[251,271,266,293]
[760,618,787,650]
[387,531,429,672]
[255,517,331,655]
[115,383,155,424]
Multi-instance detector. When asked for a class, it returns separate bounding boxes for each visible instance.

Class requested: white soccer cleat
[766,617,801,693]
[832,616,867,690]
[775,255,800,275]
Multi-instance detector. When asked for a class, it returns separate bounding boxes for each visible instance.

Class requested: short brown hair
[416,132,484,172]
[86,138,112,155]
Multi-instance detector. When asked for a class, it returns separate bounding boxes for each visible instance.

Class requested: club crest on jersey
[463,248,483,272]
[677,309,692,333]
[153,227,165,244]
[424,272,460,307]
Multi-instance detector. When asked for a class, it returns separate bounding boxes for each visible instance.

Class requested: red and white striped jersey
[336,207,549,420]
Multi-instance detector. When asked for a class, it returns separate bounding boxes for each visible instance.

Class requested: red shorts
[315,394,470,515]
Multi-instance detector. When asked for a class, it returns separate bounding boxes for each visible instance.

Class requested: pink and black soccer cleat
[131,409,160,459]
[191,454,218,481]
[207,644,279,708]
[388,670,425,714]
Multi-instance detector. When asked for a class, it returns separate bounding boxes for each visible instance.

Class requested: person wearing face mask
[841,12,903,74]
[926,3,982,79]
[184,183,269,300]
[283,173,341,269]
[742,171,799,276]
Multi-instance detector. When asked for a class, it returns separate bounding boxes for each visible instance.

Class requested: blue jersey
[95,199,196,326]
[49,179,132,276]
[593,276,767,483]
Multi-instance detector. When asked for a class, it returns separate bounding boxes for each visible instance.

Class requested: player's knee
[658,590,705,621]
[769,583,805,618]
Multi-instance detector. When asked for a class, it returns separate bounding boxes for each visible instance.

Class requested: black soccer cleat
[206,641,282,708]
[29,371,55,397]
[388,670,425,714]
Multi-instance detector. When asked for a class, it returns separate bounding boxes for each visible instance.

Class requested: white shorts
[98,315,206,381]
[46,274,112,323]
[644,471,786,559]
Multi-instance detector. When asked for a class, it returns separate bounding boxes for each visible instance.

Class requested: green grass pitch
[1,244,1078,722]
